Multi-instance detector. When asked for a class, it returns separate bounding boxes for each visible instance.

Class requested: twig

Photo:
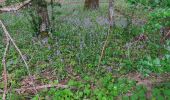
[2,32,10,100]
[98,28,111,68]
[45,1,110,5]
[0,20,37,93]
[15,84,68,94]
[0,0,31,13]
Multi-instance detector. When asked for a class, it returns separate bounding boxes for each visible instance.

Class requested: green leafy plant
[146,8,170,33]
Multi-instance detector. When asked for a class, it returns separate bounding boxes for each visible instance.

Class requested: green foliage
[127,0,170,7]
[122,54,170,76]
[152,87,170,99]
[146,8,170,32]
[30,74,135,99]
[128,85,147,100]
[137,57,162,75]
[0,0,170,99]
[5,0,25,5]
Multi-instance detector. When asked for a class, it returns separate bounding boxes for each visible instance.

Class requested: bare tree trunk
[108,0,114,28]
[32,0,50,38]
[84,0,99,9]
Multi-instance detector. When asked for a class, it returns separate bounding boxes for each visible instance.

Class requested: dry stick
[0,0,31,12]
[62,1,110,5]
[15,84,68,94]
[98,0,114,68]
[98,29,111,68]
[0,20,37,93]
[2,34,10,100]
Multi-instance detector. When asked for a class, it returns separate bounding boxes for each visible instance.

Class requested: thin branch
[98,0,114,68]
[0,0,31,13]
[2,33,10,100]
[15,84,68,94]
[0,20,37,93]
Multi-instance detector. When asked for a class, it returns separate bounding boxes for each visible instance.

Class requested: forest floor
[0,0,170,99]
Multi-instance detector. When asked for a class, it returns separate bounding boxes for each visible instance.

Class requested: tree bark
[108,0,114,28]
[32,0,50,38]
[84,0,99,9]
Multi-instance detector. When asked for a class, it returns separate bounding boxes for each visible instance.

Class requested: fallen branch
[15,84,68,94]
[0,19,37,94]
[0,0,31,13]
[2,32,10,100]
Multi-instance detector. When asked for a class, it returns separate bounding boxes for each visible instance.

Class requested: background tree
[31,0,50,38]
[84,0,99,9]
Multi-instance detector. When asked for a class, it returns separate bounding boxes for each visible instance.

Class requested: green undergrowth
[0,0,170,99]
